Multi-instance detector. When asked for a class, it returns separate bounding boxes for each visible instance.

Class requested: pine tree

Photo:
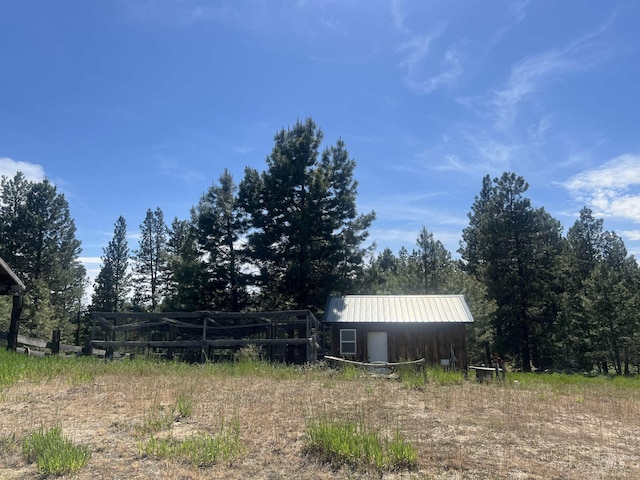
[193,169,249,311]
[0,172,32,275]
[583,232,639,374]
[556,207,606,369]
[239,118,374,312]
[92,216,130,312]
[163,217,208,311]
[131,208,167,311]
[459,172,563,370]
[411,226,453,294]
[0,173,85,341]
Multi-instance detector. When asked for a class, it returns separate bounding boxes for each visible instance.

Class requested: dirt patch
[1,369,639,479]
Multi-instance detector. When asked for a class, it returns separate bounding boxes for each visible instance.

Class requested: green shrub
[305,414,417,471]
[22,425,91,476]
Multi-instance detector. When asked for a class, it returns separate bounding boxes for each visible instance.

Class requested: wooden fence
[90,310,320,364]
[0,329,106,358]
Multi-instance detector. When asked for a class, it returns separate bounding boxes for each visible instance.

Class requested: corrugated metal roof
[324,295,474,323]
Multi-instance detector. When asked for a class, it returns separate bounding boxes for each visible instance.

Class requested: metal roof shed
[324,295,474,368]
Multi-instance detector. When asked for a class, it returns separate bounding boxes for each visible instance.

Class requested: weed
[340,363,360,380]
[234,344,263,362]
[176,390,194,418]
[397,366,464,389]
[135,403,176,435]
[386,429,418,469]
[0,432,18,456]
[305,413,417,472]
[22,425,91,476]
[426,367,464,385]
[397,365,428,390]
[137,415,244,466]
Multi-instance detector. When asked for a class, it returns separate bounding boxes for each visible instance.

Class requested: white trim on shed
[324,295,474,324]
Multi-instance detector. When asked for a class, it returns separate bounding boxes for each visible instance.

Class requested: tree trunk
[521,322,531,372]
[624,347,630,375]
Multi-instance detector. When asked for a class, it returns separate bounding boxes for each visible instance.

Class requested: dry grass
[0,360,639,479]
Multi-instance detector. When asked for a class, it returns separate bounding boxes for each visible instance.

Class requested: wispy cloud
[364,191,468,228]
[466,133,517,171]
[620,230,640,241]
[413,45,463,94]
[232,145,254,155]
[158,158,206,183]
[0,157,46,182]
[488,0,530,47]
[122,0,349,39]
[412,126,518,176]
[395,23,465,95]
[397,25,446,72]
[563,154,640,222]
[390,0,409,35]
[488,20,613,129]
[121,0,223,26]
[431,154,468,173]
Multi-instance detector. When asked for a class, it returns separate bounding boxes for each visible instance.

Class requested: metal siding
[324,295,474,323]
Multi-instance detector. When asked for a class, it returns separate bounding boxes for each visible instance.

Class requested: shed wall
[328,323,468,368]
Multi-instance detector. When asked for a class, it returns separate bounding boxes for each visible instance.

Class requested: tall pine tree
[460,172,563,370]
[193,169,249,311]
[92,216,130,312]
[132,208,167,311]
[582,232,639,374]
[556,207,606,369]
[0,173,85,340]
[163,217,208,311]
[240,118,374,312]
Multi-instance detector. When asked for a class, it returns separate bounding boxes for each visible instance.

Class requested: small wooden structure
[89,310,320,364]
[0,256,26,351]
[0,328,106,358]
[324,295,474,369]
[468,365,505,382]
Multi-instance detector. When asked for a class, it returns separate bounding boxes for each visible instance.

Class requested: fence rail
[0,330,106,358]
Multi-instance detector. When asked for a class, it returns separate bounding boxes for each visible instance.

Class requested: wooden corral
[89,310,320,364]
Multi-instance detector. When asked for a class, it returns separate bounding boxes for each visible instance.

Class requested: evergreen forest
[1,118,639,374]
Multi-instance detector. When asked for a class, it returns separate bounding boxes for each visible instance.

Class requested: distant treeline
[1,118,638,374]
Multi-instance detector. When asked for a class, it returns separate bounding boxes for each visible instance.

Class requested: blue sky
[2,0,640,287]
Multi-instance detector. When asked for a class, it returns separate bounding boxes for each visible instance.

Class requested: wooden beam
[90,311,203,320]
[205,338,310,347]
[91,338,311,350]
[6,293,23,352]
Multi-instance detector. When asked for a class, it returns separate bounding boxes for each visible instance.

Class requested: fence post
[86,313,97,357]
[7,293,23,352]
[201,312,207,364]
[51,329,61,355]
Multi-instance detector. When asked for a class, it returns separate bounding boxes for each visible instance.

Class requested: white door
[367,332,388,363]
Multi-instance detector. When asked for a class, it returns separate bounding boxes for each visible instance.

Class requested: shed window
[340,329,356,355]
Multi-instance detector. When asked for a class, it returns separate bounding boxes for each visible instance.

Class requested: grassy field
[0,349,639,479]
